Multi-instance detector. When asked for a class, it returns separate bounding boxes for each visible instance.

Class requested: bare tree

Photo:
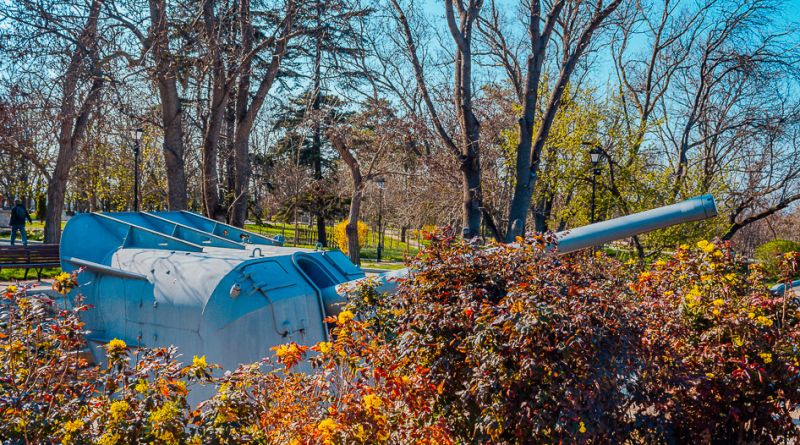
[389,0,485,238]
[0,0,110,243]
[147,0,188,210]
[327,99,408,263]
[229,0,298,227]
[498,0,623,241]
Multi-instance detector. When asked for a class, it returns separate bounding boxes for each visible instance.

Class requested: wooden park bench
[0,244,61,280]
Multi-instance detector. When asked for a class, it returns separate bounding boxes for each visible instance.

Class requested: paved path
[0,237,43,246]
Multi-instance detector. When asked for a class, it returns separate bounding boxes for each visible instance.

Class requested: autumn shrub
[194,298,451,444]
[0,275,99,444]
[2,237,798,444]
[373,233,800,443]
[631,241,800,443]
[0,276,450,444]
[333,219,369,254]
[381,232,648,443]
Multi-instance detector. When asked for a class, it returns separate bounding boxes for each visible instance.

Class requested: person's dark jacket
[9,205,32,226]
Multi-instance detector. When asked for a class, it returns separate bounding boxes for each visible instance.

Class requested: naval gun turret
[60,195,718,373]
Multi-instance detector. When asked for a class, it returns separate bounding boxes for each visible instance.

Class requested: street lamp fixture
[590,147,602,166]
[587,145,603,224]
[375,177,386,262]
[130,128,144,212]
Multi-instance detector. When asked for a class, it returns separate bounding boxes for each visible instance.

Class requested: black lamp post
[376,177,386,263]
[589,146,602,224]
[130,128,144,211]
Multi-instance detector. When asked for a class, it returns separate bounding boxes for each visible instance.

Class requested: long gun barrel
[349,195,719,296]
[555,194,718,254]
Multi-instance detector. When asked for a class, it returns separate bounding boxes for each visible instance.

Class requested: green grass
[360,261,406,270]
[245,221,420,263]
[0,267,61,281]
[358,246,414,262]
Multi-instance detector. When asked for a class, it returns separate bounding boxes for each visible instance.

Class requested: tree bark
[331,134,364,264]
[149,0,188,210]
[311,2,327,247]
[390,0,485,238]
[44,0,104,244]
[200,0,228,221]
[229,0,295,227]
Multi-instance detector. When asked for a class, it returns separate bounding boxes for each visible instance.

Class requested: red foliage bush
[377,233,800,443]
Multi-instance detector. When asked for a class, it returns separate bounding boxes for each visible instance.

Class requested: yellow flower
[63,419,84,433]
[655,260,666,268]
[725,273,736,282]
[192,355,207,369]
[756,315,773,327]
[713,250,724,258]
[317,417,338,435]
[135,380,149,393]
[5,285,17,294]
[150,401,180,425]
[317,342,332,354]
[55,272,71,282]
[664,290,674,296]
[363,393,383,414]
[625,258,636,266]
[106,338,127,354]
[748,312,755,319]
[337,310,355,324]
[712,309,720,316]
[759,352,772,364]
[110,400,129,422]
[354,424,366,441]
[98,432,120,445]
[712,299,724,307]
[579,421,587,433]
[696,239,716,253]
[639,271,652,280]
[705,372,715,378]
[679,244,689,250]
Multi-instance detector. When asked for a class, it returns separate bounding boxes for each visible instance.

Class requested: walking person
[9,199,33,246]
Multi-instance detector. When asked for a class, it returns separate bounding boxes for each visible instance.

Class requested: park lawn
[245,221,421,262]
[359,245,415,262]
[0,267,61,281]
[359,261,406,270]
[245,222,292,238]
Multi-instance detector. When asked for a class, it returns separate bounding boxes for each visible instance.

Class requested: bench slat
[0,244,60,270]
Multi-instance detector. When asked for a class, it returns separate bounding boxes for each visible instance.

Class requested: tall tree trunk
[330,133,364,264]
[312,1,327,247]
[229,0,295,227]
[345,182,364,265]
[201,0,227,221]
[460,153,482,238]
[149,0,188,210]
[390,0,485,239]
[44,0,104,244]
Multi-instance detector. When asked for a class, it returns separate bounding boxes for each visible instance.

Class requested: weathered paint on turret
[60,211,362,379]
